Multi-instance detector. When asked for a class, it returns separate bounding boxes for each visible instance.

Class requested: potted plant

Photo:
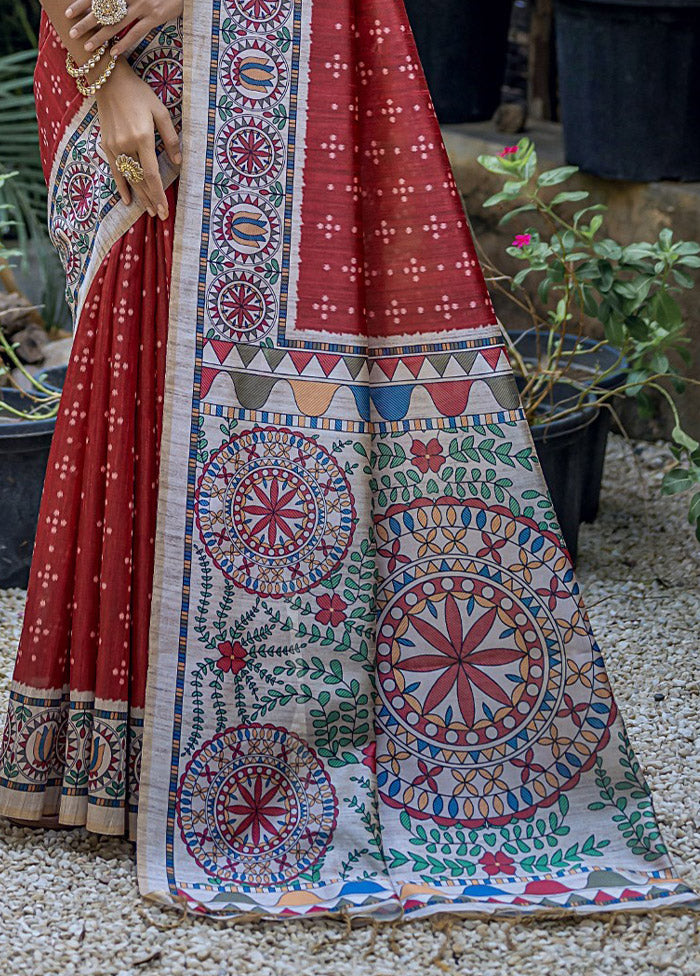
[476,138,700,557]
[0,171,66,588]
[403,0,515,124]
[554,0,700,181]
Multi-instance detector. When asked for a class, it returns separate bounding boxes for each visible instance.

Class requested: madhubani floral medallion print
[136,0,696,918]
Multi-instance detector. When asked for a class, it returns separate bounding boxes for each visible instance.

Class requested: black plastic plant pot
[404,0,515,124]
[508,330,627,522]
[517,377,600,562]
[555,0,700,181]
[0,365,67,589]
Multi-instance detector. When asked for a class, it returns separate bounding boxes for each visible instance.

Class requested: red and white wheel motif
[206,271,277,341]
[216,117,285,188]
[225,0,293,31]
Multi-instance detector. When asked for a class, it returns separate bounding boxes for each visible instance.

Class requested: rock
[493,102,527,134]
[11,324,49,364]
[40,336,73,370]
[0,292,37,337]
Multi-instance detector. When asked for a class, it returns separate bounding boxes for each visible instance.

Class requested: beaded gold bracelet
[76,55,117,97]
[65,44,108,78]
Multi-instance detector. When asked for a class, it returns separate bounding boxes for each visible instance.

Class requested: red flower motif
[512,747,546,784]
[398,596,526,726]
[315,593,347,627]
[410,438,445,474]
[536,575,570,611]
[498,145,518,158]
[215,640,246,675]
[476,530,507,565]
[512,233,532,249]
[378,538,410,574]
[480,851,516,876]
[361,742,376,772]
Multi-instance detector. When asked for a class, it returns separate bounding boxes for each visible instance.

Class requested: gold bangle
[65,44,108,78]
[76,55,117,97]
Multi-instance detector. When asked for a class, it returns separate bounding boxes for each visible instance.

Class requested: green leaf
[476,154,512,176]
[673,241,700,255]
[550,190,589,206]
[536,165,579,187]
[671,425,700,453]
[498,203,538,226]
[651,290,682,329]
[483,189,516,208]
[672,268,695,288]
[594,239,623,261]
[662,468,695,495]
[688,491,700,524]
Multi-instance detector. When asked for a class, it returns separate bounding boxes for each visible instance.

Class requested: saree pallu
[0,0,697,920]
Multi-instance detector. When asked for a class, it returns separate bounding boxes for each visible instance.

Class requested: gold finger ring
[91,0,128,26]
[115,153,144,185]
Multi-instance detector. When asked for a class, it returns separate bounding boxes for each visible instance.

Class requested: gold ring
[115,153,144,185]
[91,0,128,26]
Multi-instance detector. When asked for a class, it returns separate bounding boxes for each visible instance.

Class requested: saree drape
[0,0,697,920]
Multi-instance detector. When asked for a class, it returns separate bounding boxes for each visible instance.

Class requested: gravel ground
[0,435,698,976]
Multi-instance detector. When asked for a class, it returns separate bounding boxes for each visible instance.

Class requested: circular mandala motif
[220,38,290,110]
[225,0,293,30]
[206,271,278,342]
[211,193,281,265]
[374,498,616,827]
[62,162,101,227]
[215,116,285,187]
[196,427,355,596]
[178,723,338,886]
[134,48,183,110]
[377,570,554,761]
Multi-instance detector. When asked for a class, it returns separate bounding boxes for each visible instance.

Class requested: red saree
[0,1,696,920]
[0,15,178,836]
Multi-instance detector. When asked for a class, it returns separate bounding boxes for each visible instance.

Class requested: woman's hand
[96,58,181,219]
[65,0,184,57]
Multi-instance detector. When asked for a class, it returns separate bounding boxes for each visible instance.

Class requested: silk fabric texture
[0,1,696,921]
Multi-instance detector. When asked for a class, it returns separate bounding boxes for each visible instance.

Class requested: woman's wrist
[75,50,119,96]
[93,55,132,103]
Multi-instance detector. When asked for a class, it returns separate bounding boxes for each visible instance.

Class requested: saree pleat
[0,184,176,834]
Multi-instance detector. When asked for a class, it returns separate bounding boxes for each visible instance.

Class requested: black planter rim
[0,422,58,446]
[530,401,600,441]
[0,365,66,442]
[516,377,600,441]
[507,329,628,393]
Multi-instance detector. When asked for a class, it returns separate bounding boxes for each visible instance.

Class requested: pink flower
[410,437,445,474]
[215,640,246,675]
[498,146,518,158]
[315,593,347,627]
[512,233,532,249]
[479,851,517,876]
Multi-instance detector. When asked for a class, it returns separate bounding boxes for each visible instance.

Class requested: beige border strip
[137,0,211,905]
